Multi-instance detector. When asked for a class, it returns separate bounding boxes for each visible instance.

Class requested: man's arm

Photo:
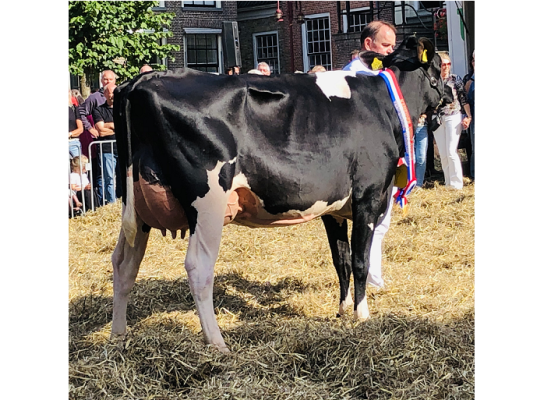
[95,121,115,137]
[79,93,102,137]
[69,118,84,138]
[79,96,95,131]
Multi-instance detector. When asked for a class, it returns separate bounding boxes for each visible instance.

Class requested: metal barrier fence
[68,139,118,218]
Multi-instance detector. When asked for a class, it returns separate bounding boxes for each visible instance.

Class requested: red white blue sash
[378,68,417,209]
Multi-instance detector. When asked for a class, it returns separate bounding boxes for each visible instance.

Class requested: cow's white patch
[368,223,374,230]
[315,70,356,100]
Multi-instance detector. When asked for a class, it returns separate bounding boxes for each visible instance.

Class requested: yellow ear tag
[421,49,428,63]
[371,57,383,70]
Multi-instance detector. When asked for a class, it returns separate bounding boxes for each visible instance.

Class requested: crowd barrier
[68,139,118,218]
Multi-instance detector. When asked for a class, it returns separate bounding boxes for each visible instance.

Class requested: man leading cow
[338,20,397,291]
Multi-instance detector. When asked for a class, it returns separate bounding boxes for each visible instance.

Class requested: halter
[387,55,446,112]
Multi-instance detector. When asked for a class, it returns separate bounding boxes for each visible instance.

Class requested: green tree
[69,1,179,97]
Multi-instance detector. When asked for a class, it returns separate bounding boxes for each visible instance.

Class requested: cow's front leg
[321,215,353,316]
[351,188,386,320]
[111,216,150,337]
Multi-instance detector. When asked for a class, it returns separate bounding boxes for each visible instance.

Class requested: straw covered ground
[69,180,474,399]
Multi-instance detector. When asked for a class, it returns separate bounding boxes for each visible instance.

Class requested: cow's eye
[430,77,438,87]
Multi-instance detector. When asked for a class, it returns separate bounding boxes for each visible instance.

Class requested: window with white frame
[253,31,280,74]
[182,1,221,8]
[186,33,220,72]
[343,7,372,33]
[303,14,332,71]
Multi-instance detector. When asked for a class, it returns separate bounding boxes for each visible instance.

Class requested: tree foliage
[69,1,179,84]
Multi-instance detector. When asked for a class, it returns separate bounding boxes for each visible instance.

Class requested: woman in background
[433,52,472,190]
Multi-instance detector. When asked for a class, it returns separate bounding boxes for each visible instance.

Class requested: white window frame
[252,30,281,74]
[181,1,221,8]
[342,7,371,33]
[184,28,223,73]
[301,13,332,73]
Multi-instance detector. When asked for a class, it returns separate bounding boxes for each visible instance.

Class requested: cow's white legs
[111,217,150,337]
[185,161,232,352]
[185,224,227,352]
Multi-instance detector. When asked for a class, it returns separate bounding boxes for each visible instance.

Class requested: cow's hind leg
[322,215,353,316]
[351,187,388,320]
[111,217,150,337]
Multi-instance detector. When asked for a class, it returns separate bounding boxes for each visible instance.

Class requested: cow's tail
[114,83,138,247]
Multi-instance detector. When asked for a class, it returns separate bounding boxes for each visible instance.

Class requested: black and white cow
[111,37,451,352]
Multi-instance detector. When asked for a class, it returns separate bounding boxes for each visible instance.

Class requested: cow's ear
[360,52,385,70]
[418,38,435,65]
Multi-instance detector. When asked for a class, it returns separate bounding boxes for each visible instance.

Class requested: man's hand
[89,127,99,138]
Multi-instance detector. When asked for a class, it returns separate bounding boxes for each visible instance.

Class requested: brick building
[157,1,452,75]
[156,1,237,72]
[237,1,397,73]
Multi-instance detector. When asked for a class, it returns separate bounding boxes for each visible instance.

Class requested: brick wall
[285,1,395,71]
[166,1,237,69]
[162,1,396,73]
[238,16,280,73]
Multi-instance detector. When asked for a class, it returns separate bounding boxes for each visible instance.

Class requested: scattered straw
[69,180,474,399]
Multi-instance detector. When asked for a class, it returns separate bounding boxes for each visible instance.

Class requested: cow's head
[361,37,453,116]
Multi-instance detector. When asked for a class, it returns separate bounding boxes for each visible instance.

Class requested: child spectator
[68,189,82,218]
[69,155,96,212]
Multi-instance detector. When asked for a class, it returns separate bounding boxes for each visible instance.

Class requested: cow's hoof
[110,331,127,341]
[354,296,370,320]
[338,297,354,317]
[212,344,230,354]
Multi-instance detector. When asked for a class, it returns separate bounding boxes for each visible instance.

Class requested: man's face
[101,71,116,87]
[363,26,396,55]
[257,65,271,76]
[104,84,116,104]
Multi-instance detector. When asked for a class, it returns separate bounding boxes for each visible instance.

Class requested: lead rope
[378,68,417,210]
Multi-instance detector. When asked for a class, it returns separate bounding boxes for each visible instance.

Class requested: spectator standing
[140,64,153,73]
[464,51,475,180]
[71,89,85,106]
[69,89,83,158]
[414,114,428,187]
[351,49,360,60]
[433,52,472,190]
[257,62,271,76]
[341,20,397,289]
[227,66,240,75]
[79,70,116,191]
[79,70,116,138]
[92,83,118,205]
[310,65,326,73]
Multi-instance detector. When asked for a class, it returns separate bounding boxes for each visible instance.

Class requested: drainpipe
[288,2,295,72]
